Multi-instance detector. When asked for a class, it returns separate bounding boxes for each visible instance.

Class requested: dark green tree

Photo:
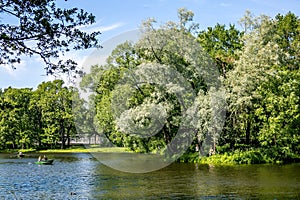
[224,11,300,161]
[0,87,33,149]
[35,80,76,149]
[198,23,244,77]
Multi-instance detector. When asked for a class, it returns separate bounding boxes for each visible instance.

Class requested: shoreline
[1,147,299,165]
[0,147,131,154]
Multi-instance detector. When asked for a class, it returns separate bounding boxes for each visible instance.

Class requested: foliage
[222,11,300,160]
[0,0,101,74]
[77,9,300,163]
[198,23,244,77]
[198,148,300,165]
[80,8,223,159]
[0,80,76,150]
[1,9,299,164]
[0,87,33,149]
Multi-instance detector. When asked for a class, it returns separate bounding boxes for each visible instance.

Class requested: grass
[2,146,299,165]
[0,146,131,154]
[37,146,131,153]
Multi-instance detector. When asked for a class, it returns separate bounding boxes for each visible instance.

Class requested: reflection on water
[93,162,300,199]
[0,153,95,199]
[0,153,299,199]
[92,152,171,173]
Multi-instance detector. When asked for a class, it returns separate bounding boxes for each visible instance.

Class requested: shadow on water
[0,153,299,199]
[90,159,300,199]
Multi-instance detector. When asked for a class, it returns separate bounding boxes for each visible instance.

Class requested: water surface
[0,153,299,199]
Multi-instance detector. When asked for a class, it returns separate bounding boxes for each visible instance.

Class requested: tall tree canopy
[0,80,77,149]
[79,8,225,157]
[223,11,300,161]
[198,23,244,77]
[1,8,299,164]
[79,9,299,163]
[0,0,101,74]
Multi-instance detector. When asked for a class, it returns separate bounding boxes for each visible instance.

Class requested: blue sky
[1,0,299,89]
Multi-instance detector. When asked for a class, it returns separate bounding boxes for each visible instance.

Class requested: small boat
[35,159,54,165]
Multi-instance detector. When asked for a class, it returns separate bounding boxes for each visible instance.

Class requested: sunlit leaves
[0,80,77,149]
[224,10,300,159]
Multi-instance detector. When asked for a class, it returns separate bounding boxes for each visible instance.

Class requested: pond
[0,153,299,199]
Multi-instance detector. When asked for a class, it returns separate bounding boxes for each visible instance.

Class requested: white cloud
[220,3,230,7]
[2,61,27,77]
[79,22,125,33]
[100,23,125,32]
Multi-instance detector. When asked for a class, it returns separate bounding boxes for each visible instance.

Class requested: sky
[1,0,299,89]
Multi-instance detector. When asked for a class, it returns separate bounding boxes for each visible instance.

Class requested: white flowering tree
[80,8,225,156]
[224,11,300,159]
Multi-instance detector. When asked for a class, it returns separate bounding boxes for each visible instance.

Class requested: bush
[216,143,231,154]
[199,149,271,164]
[177,152,200,163]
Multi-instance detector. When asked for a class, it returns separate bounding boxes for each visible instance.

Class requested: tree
[80,8,225,157]
[252,12,300,159]
[0,87,34,149]
[35,80,76,149]
[273,12,300,70]
[0,80,79,150]
[255,70,300,159]
[28,87,44,148]
[0,0,101,74]
[198,23,244,77]
[225,11,281,149]
[79,42,142,149]
[224,11,300,160]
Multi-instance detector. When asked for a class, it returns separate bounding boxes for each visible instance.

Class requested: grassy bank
[38,146,131,153]
[178,149,300,165]
[2,147,299,165]
[0,146,131,154]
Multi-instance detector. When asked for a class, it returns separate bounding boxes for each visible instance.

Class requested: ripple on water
[0,154,95,199]
[0,154,299,199]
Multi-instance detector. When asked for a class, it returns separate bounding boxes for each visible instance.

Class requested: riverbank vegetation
[180,148,300,164]
[0,9,299,164]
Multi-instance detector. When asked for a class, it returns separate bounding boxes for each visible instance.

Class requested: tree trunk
[67,137,70,148]
[60,122,65,149]
[66,124,71,148]
[245,120,250,145]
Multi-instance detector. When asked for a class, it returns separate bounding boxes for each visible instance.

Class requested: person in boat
[43,155,48,161]
[38,155,42,162]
